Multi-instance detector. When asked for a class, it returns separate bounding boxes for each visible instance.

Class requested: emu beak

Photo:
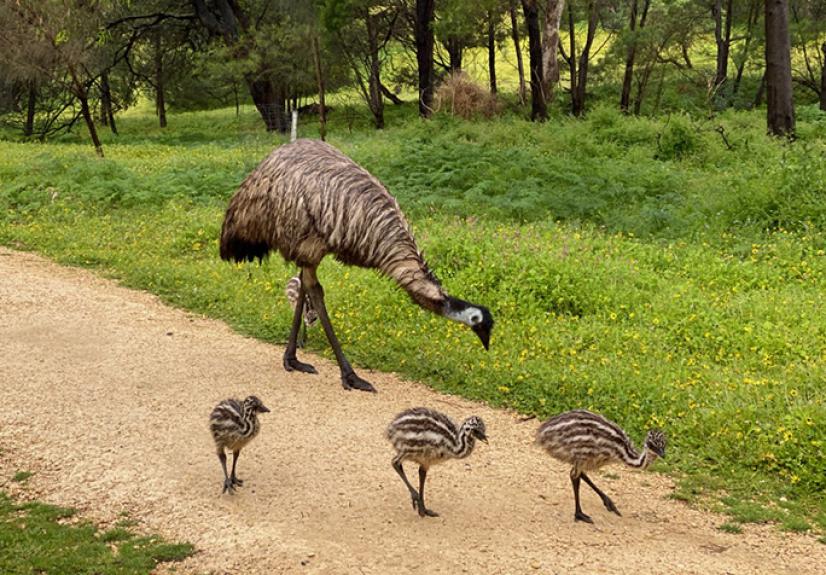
[472,324,490,351]
[259,405,271,413]
[478,433,489,444]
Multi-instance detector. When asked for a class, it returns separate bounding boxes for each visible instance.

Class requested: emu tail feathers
[219,203,273,263]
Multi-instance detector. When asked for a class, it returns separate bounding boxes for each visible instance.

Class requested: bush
[433,72,501,120]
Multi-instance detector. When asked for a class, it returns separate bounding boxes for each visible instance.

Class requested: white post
[290,110,298,142]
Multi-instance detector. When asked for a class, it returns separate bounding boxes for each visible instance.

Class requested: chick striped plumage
[386,407,487,517]
[209,395,270,494]
[536,409,666,523]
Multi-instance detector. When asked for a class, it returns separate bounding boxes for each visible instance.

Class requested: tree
[509,1,527,103]
[0,1,111,155]
[522,0,548,120]
[414,0,436,116]
[620,0,650,113]
[711,0,734,93]
[561,0,600,116]
[765,0,795,136]
[541,0,565,99]
[323,1,399,129]
[192,0,302,132]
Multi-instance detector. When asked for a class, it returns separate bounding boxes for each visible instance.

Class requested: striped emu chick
[220,139,494,392]
[285,275,318,347]
[209,395,270,494]
[386,407,487,517]
[536,409,666,523]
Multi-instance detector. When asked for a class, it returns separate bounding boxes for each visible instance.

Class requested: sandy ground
[0,246,823,575]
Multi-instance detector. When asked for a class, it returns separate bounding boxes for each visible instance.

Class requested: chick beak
[259,405,271,413]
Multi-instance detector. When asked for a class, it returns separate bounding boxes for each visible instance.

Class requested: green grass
[11,472,33,484]
[1,103,825,534]
[718,522,743,534]
[0,491,193,574]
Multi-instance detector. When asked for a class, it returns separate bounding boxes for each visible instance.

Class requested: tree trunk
[100,71,117,135]
[821,42,826,111]
[247,76,286,132]
[510,2,527,104]
[312,35,327,140]
[522,0,547,121]
[733,0,760,98]
[541,0,565,98]
[78,90,103,158]
[24,82,36,137]
[620,0,639,113]
[765,0,795,137]
[573,1,598,116]
[415,0,436,117]
[154,31,167,129]
[446,36,464,72]
[366,11,385,129]
[712,0,732,89]
[566,1,577,114]
[488,10,497,94]
[753,71,767,108]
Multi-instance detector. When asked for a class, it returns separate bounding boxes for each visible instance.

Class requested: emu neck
[384,258,447,313]
[624,446,652,469]
[453,427,477,459]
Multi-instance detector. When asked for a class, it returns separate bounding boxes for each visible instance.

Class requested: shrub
[433,72,500,120]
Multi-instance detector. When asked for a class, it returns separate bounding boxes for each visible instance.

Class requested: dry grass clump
[433,72,501,119]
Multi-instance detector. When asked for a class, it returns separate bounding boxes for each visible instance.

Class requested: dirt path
[0,247,823,574]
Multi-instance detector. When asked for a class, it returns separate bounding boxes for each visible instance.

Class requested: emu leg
[230,449,244,487]
[392,456,419,512]
[571,472,592,523]
[581,472,620,516]
[417,465,439,517]
[304,274,375,392]
[283,273,317,374]
[218,451,234,494]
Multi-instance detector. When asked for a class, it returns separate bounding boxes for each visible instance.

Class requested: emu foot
[231,475,244,487]
[603,497,621,516]
[342,372,376,393]
[222,478,236,494]
[414,499,439,518]
[574,510,594,523]
[284,355,317,374]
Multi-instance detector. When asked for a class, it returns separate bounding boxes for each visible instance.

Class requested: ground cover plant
[1,103,825,535]
[0,489,192,574]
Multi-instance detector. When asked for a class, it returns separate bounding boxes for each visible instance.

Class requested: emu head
[444,297,494,350]
[463,416,488,443]
[244,395,271,414]
[645,429,666,459]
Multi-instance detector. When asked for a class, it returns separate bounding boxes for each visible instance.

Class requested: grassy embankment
[1,101,825,537]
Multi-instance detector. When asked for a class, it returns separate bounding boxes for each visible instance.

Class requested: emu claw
[604,498,621,516]
[284,356,317,374]
[342,372,376,393]
[575,511,594,523]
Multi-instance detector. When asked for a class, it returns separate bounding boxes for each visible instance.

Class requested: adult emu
[220,139,493,392]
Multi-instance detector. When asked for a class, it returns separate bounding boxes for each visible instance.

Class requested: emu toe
[574,510,594,523]
[342,372,376,393]
[222,478,236,494]
[284,355,318,374]
[231,476,244,487]
[415,500,439,518]
[603,498,621,516]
